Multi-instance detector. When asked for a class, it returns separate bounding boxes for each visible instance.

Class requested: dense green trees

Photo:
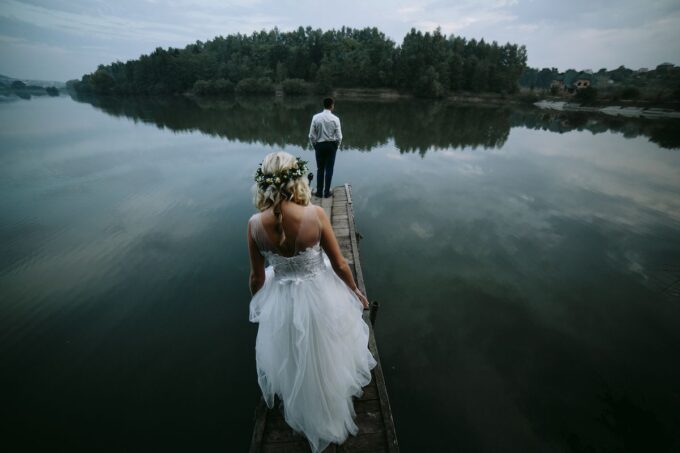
[574,86,598,104]
[235,77,275,94]
[281,78,309,95]
[395,29,527,97]
[193,79,234,95]
[620,86,640,100]
[71,26,527,98]
[519,67,560,89]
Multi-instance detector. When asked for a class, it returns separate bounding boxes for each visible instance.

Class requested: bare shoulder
[312,204,328,225]
[248,212,260,226]
[312,205,331,229]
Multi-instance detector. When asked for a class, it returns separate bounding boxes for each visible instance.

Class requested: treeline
[519,64,680,102]
[69,26,527,98]
[0,80,60,98]
[520,64,680,90]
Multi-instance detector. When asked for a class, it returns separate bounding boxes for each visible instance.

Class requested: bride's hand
[353,288,369,309]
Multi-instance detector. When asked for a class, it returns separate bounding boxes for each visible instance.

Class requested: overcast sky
[1,0,679,81]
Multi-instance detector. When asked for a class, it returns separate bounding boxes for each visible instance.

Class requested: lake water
[1,95,679,451]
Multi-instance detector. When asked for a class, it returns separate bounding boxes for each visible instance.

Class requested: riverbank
[274,87,680,118]
[66,85,680,121]
[318,88,680,117]
[1,88,61,100]
[534,100,680,119]
[249,85,540,106]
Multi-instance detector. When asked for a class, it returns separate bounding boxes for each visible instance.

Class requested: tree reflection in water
[71,94,680,152]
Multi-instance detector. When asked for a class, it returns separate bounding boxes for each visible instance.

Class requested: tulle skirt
[249,256,377,452]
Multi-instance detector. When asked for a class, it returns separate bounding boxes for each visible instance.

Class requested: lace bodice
[262,244,326,282]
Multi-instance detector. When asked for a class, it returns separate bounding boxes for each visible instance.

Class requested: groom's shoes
[313,190,332,198]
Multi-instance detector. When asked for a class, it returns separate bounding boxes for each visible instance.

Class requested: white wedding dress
[248,204,377,452]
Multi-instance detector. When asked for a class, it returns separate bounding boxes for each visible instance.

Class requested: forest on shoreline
[67,25,679,104]
[69,26,527,98]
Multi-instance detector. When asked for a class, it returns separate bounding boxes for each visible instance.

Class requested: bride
[247,151,377,452]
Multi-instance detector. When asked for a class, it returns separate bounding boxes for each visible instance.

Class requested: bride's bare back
[256,201,323,257]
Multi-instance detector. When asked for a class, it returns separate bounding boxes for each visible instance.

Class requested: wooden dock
[249,184,399,453]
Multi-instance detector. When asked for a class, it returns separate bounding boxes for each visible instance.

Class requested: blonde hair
[253,152,312,246]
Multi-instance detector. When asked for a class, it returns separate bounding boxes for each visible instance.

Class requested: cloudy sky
[1,0,679,81]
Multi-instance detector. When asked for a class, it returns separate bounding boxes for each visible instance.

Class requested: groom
[308,97,343,198]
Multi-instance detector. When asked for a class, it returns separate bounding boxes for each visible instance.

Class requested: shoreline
[44,87,680,119]
[533,100,680,119]
[279,87,680,115]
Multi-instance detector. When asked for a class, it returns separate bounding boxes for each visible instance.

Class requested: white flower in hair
[254,157,309,191]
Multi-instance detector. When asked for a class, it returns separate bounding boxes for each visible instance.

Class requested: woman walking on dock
[247,152,376,452]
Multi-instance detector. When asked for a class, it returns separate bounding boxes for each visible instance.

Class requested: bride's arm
[317,206,369,309]
[247,221,265,296]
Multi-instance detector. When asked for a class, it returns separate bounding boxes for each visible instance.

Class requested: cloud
[393,0,519,35]
[520,11,680,70]
[0,0,196,43]
[0,0,678,80]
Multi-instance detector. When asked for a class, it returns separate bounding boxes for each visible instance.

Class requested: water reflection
[71,93,680,152]
[2,96,679,451]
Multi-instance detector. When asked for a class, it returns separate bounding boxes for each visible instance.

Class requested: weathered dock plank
[248,185,398,453]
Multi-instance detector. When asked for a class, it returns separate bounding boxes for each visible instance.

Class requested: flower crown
[254,157,309,191]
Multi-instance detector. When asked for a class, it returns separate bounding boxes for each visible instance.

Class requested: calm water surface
[1,95,680,451]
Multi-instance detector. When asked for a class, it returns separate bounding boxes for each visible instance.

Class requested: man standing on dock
[309,97,343,198]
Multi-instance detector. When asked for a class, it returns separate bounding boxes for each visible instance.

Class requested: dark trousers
[314,141,338,195]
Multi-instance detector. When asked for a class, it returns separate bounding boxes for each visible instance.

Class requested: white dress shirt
[308,109,342,146]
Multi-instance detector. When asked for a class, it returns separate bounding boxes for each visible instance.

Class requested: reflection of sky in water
[1,97,679,451]
[349,129,680,450]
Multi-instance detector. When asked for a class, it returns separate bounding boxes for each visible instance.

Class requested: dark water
[1,95,679,451]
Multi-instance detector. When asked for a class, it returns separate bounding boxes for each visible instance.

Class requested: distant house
[573,74,592,90]
[551,72,592,94]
